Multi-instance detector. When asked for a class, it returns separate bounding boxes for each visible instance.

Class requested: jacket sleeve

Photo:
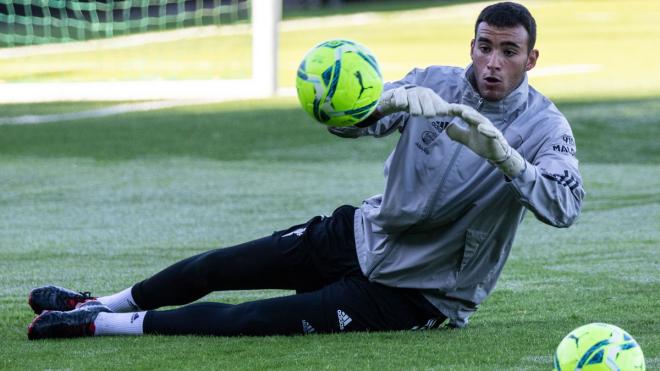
[507,119,585,228]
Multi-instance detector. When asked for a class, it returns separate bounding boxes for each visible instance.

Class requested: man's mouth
[484,76,501,83]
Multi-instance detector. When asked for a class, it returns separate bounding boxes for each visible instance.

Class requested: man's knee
[177,251,221,292]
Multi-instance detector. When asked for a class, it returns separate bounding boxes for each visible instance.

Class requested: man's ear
[470,39,476,59]
[526,49,539,71]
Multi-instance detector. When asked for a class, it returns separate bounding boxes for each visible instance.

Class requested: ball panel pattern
[296,39,383,127]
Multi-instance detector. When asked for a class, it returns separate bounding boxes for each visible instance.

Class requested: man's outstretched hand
[330,94,526,179]
[446,104,526,178]
[378,85,451,117]
[328,85,452,138]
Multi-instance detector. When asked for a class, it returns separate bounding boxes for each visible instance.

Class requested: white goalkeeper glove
[446,104,526,178]
[377,85,451,117]
[328,85,451,138]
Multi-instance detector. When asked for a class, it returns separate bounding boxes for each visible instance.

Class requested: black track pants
[131,205,445,336]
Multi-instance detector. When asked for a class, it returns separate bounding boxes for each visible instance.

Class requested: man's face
[470,22,539,101]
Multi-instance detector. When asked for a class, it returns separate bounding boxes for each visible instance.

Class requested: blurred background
[1,0,659,102]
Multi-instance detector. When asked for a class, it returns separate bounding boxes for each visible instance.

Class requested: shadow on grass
[0,96,658,164]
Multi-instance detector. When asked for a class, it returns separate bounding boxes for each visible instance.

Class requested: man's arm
[447,104,584,227]
[328,69,452,139]
[507,129,584,228]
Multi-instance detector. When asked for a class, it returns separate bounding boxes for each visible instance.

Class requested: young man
[27,1,584,340]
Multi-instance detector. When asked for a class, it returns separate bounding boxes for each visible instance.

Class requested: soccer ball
[553,323,645,370]
[296,39,383,127]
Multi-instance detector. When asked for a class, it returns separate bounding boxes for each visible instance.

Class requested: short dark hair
[475,2,537,52]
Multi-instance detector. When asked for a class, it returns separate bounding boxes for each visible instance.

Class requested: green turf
[0,96,658,369]
[1,0,659,369]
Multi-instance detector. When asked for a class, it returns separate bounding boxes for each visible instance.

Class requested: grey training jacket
[350,65,585,327]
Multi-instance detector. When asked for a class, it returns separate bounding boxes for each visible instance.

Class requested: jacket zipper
[476,98,485,110]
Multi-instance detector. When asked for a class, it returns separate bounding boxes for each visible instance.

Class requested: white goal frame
[0,0,281,103]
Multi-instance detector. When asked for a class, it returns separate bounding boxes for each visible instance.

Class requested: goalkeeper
[27,1,584,340]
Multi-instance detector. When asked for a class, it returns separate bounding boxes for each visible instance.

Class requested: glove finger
[393,87,409,111]
[460,106,483,126]
[431,94,450,116]
[476,123,499,139]
[378,89,394,108]
[445,122,471,145]
[419,90,438,117]
[447,103,465,116]
[407,88,423,116]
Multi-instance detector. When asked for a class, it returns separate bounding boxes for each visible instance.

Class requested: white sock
[94,311,145,336]
[97,287,141,313]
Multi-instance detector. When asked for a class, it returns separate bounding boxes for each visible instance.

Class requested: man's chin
[477,84,505,102]
[481,91,505,102]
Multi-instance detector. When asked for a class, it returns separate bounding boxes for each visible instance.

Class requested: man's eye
[479,46,491,53]
[504,50,517,56]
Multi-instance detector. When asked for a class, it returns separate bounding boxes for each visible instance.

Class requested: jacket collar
[461,64,528,122]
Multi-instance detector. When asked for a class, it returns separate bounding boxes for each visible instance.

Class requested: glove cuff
[493,147,526,178]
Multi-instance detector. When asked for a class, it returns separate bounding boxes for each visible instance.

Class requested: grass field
[1,0,659,370]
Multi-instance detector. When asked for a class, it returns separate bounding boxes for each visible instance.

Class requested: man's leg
[114,205,359,312]
[131,275,444,336]
[28,222,326,314]
[29,275,446,339]
[29,205,361,315]
[130,224,330,311]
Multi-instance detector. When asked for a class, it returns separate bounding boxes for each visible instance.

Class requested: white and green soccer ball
[296,39,383,127]
[553,323,645,370]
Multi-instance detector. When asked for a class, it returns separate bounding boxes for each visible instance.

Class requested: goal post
[0,0,281,103]
[252,0,281,98]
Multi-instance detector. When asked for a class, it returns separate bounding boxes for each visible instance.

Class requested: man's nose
[486,52,501,70]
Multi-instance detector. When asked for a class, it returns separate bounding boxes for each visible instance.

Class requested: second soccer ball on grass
[553,322,645,370]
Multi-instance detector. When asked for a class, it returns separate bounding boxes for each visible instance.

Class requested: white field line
[0,100,199,125]
[0,63,602,104]
[0,79,269,103]
[0,87,296,125]
[0,62,599,126]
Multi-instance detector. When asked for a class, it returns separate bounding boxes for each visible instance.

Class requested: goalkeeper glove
[377,85,451,117]
[446,104,526,178]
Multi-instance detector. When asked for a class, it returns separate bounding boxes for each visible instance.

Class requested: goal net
[0,0,280,102]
